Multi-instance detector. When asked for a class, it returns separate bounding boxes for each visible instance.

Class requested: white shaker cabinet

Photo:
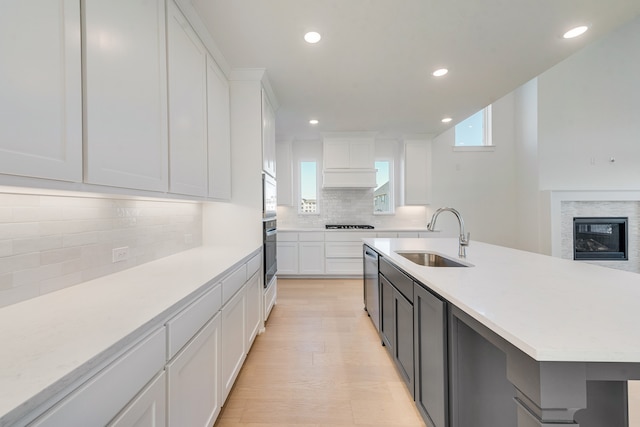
[207,56,232,200]
[262,90,276,178]
[245,271,262,350]
[108,372,166,427]
[166,0,208,197]
[83,0,169,192]
[167,313,221,427]
[221,285,246,403]
[0,0,82,182]
[299,233,325,275]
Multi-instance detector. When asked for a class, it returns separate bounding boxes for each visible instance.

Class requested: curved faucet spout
[427,207,470,258]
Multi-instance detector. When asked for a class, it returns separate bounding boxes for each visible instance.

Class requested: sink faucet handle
[460,232,470,246]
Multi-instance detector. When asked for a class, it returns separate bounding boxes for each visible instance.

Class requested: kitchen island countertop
[363,237,640,363]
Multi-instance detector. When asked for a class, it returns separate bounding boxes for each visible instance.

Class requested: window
[455,105,492,147]
[374,160,393,214]
[299,161,318,214]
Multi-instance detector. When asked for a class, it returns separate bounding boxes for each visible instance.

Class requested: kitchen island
[363,237,640,427]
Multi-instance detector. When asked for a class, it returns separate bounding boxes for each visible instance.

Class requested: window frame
[297,159,320,215]
[453,105,494,152]
[373,158,394,215]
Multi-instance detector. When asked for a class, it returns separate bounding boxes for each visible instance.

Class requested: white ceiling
[192,0,640,142]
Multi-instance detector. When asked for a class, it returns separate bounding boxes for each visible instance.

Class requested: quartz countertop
[363,237,640,363]
[0,243,260,426]
[279,227,433,232]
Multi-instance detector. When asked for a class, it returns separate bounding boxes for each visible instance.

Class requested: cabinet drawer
[222,264,247,304]
[379,257,413,303]
[324,231,376,241]
[246,253,261,278]
[298,232,324,242]
[278,232,298,242]
[325,242,363,258]
[376,232,398,238]
[31,328,165,427]
[325,258,363,275]
[166,283,222,359]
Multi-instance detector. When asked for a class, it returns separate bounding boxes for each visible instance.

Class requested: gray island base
[452,307,634,427]
[362,238,640,427]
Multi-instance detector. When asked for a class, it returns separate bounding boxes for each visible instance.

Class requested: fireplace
[573,217,628,260]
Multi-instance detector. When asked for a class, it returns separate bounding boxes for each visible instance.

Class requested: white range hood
[322,168,377,188]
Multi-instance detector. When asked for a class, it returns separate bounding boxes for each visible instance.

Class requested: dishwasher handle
[364,247,378,261]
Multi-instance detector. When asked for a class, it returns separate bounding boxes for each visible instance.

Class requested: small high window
[455,105,492,147]
[299,161,318,214]
[374,160,393,214]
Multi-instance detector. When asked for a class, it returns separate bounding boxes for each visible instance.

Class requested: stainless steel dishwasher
[363,245,380,332]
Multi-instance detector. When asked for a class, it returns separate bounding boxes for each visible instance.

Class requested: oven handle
[265,229,277,237]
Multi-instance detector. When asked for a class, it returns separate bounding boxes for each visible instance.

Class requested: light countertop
[0,243,260,426]
[279,227,433,232]
[363,237,640,363]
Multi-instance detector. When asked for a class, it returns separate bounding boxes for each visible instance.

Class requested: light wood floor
[214,278,426,427]
[214,278,640,427]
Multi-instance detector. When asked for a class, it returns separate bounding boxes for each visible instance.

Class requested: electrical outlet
[112,247,129,263]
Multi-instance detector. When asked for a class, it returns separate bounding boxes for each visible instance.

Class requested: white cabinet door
[166,0,208,197]
[323,140,350,169]
[245,271,262,350]
[299,242,325,274]
[207,56,231,200]
[262,90,276,178]
[221,286,246,403]
[84,0,169,192]
[349,140,375,169]
[0,0,82,182]
[108,372,166,427]
[167,313,221,427]
[277,241,298,275]
[404,140,432,205]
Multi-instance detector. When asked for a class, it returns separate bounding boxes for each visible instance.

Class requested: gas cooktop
[325,224,375,230]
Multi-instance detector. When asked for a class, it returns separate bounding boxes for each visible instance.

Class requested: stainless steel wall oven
[263,219,277,287]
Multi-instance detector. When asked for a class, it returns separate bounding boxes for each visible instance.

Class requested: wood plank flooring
[214,278,425,427]
[214,278,640,427]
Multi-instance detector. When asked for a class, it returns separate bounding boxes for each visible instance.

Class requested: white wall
[537,16,640,191]
[513,79,541,253]
[430,92,518,247]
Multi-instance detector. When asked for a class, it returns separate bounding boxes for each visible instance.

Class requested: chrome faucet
[427,207,470,257]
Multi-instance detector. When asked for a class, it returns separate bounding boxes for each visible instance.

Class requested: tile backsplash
[277,188,429,229]
[0,192,202,307]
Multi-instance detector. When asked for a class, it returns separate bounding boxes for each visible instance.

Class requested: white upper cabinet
[322,135,376,188]
[323,136,374,170]
[403,139,432,205]
[166,0,208,197]
[262,90,276,178]
[207,56,232,200]
[83,0,169,192]
[0,0,82,182]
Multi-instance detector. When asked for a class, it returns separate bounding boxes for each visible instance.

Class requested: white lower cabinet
[30,328,166,427]
[221,285,246,403]
[167,313,221,427]
[277,241,299,274]
[245,271,262,350]
[108,372,166,427]
[299,242,325,274]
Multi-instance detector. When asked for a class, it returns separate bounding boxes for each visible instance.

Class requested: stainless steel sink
[395,251,470,267]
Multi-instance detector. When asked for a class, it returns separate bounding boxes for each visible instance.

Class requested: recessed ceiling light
[432,68,448,77]
[441,117,452,123]
[304,32,322,44]
[563,25,589,39]
[309,119,319,125]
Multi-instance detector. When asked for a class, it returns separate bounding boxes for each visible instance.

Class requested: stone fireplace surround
[546,191,640,273]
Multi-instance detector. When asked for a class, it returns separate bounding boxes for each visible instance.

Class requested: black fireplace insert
[573,217,628,260]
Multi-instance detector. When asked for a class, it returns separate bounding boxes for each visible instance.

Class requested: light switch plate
[112,247,129,263]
